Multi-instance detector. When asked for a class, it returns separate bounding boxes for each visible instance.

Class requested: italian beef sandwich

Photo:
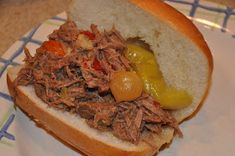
[7,0,213,155]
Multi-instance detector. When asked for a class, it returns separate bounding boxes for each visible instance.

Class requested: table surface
[0,0,234,56]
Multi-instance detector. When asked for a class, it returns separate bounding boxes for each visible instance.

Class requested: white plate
[0,1,235,155]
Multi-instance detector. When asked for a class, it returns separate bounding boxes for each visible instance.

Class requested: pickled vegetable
[159,87,193,109]
[110,71,143,102]
[42,40,65,57]
[77,34,93,50]
[125,44,192,109]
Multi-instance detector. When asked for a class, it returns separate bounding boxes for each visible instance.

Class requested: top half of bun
[68,0,213,122]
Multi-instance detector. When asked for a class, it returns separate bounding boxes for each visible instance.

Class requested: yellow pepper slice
[125,44,192,109]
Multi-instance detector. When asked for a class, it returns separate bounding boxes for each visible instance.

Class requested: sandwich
[7,0,213,155]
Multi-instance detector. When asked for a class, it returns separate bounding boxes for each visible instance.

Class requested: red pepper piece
[80,31,95,40]
[42,40,65,57]
[93,57,102,71]
[81,58,89,68]
[153,101,161,108]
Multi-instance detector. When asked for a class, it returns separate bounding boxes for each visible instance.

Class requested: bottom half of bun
[7,67,174,156]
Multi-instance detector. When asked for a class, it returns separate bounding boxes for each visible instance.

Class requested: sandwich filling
[14,21,181,145]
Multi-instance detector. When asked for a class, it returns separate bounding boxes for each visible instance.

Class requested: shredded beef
[111,94,181,144]
[49,21,79,46]
[14,48,34,86]
[77,102,117,131]
[112,104,142,143]
[15,67,34,86]
[14,21,182,145]
[145,124,162,134]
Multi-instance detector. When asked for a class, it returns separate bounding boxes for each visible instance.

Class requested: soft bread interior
[68,0,212,122]
[8,66,174,155]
